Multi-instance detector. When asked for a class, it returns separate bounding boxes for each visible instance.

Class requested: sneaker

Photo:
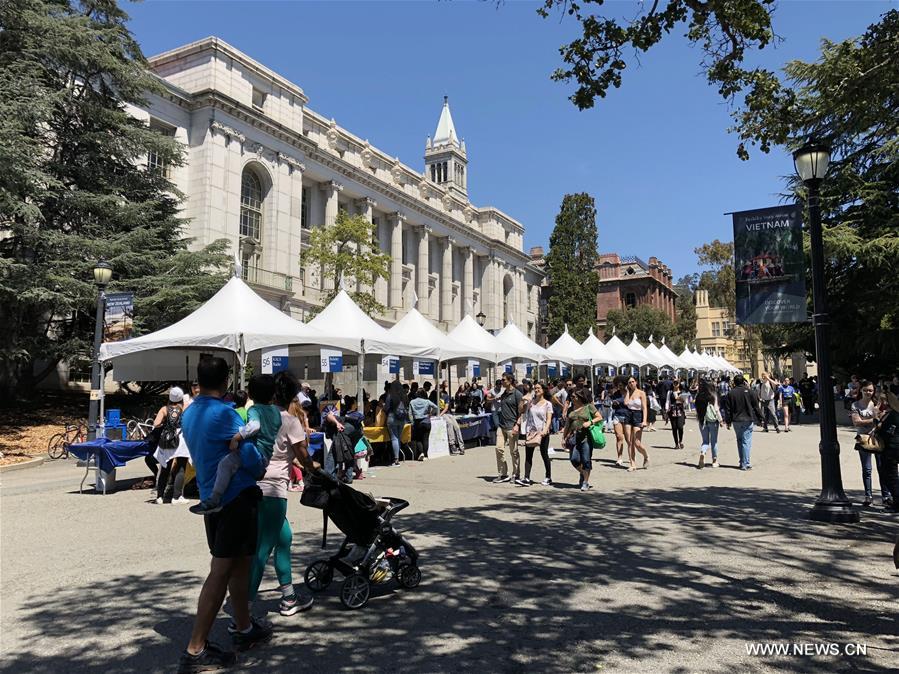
[155,497,164,505]
[492,475,511,484]
[580,482,589,491]
[698,454,705,470]
[540,478,553,486]
[189,500,222,515]
[390,461,400,467]
[421,456,429,462]
[231,617,273,652]
[862,496,873,507]
[279,591,314,616]
[174,496,190,505]
[775,428,781,434]
[288,484,302,492]
[711,460,720,468]
[177,641,236,674]
[514,477,529,487]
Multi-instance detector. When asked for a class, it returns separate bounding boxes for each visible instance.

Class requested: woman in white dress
[152,386,191,504]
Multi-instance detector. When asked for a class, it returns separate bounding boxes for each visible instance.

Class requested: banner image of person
[103,292,133,342]
[733,205,807,324]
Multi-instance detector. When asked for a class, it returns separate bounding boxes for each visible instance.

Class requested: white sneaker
[155,497,163,505]
[540,478,553,486]
[174,496,189,504]
[712,460,720,468]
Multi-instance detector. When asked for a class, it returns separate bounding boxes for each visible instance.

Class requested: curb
[0,456,46,473]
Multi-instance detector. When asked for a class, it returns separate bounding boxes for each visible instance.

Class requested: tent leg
[357,340,365,405]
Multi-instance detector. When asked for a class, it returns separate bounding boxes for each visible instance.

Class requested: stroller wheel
[397,565,422,589]
[340,573,370,609]
[304,561,333,592]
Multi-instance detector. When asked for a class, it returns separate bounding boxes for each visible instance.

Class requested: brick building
[595,254,676,337]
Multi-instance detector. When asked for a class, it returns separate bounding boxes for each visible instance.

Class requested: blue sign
[271,356,289,374]
[414,359,435,376]
[609,366,616,377]
[320,349,343,373]
[562,364,571,377]
[503,362,513,374]
[547,362,558,378]
[468,359,480,378]
[526,364,534,378]
[382,356,399,374]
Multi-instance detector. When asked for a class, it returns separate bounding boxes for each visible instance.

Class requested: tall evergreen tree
[545,193,599,342]
[0,0,229,394]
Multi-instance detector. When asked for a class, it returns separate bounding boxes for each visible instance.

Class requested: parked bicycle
[126,417,156,441]
[47,421,87,460]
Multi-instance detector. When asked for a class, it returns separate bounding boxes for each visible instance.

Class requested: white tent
[581,328,614,365]
[679,348,708,371]
[495,322,548,363]
[387,307,471,362]
[604,334,639,368]
[98,277,351,362]
[657,339,689,370]
[446,315,517,364]
[307,290,436,358]
[545,326,591,365]
[625,334,655,368]
[644,337,667,369]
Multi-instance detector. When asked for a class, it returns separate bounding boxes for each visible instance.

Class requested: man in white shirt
[759,373,781,433]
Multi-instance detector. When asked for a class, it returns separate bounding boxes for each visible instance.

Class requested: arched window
[240,168,263,240]
[625,292,637,308]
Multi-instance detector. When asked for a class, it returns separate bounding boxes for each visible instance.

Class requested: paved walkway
[1,422,896,673]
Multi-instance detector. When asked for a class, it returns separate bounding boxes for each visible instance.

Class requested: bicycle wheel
[47,433,66,460]
[126,420,143,440]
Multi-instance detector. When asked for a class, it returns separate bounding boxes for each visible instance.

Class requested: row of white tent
[99,277,740,375]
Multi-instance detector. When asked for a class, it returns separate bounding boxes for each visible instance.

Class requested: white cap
[300,381,310,390]
[168,386,185,403]
[296,391,312,408]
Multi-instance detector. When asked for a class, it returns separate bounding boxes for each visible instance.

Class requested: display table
[363,424,411,445]
[455,413,495,446]
[69,438,152,495]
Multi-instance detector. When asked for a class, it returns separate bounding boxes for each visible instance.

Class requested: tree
[695,239,735,316]
[734,10,899,375]
[672,277,697,351]
[0,0,230,394]
[545,193,599,342]
[606,305,674,345]
[538,0,778,113]
[303,210,390,317]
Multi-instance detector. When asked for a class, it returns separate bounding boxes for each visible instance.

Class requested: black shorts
[204,486,262,558]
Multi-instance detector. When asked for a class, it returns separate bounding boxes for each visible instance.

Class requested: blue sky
[126,0,893,279]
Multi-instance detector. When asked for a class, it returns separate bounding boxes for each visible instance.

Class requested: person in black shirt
[492,373,524,485]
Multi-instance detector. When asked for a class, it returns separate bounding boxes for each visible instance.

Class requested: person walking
[610,378,629,466]
[759,373,781,433]
[409,390,439,461]
[779,378,797,432]
[721,374,763,470]
[152,387,190,505]
[851,380,892,507]
[665,380,688,449]
[623,376,650,471]
[177,357,269,673]
[563,389,602,490]
[492,373,523,485]
[246,372,317,619]
[384,381,409,466]
[521,381,554,486]
[694,381,723,469]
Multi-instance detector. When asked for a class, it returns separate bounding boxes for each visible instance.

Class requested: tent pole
[238,336,247,391]
[357,339,365,406]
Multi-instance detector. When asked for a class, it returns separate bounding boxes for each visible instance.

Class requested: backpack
[704,403,720,424]
[388,397,408,423]
[158,405,182,449]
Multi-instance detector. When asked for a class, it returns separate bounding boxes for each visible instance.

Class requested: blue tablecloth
[69,438,152,474]
[456,414,495,444]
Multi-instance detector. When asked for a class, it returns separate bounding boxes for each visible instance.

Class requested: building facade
[693,289,758,374]
[133,37,543,337]
[595,254,676,337]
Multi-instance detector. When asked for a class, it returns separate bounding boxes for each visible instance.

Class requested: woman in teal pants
[248,373,317,616]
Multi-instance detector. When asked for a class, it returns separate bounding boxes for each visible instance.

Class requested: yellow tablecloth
[364,424,411,444]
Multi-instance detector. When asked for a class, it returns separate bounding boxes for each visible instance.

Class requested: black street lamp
[793,143,858,523]
[475,310,486,327]
[86,260,112,441]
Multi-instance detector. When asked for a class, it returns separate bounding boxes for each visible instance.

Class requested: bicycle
[47,420,87,460]
[126,417,155,441]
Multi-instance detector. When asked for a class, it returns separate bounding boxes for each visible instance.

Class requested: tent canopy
[657,339,689,370]
[99,277,350,362]
[603,334,639,368]
[446,315,517,364]
[581,328,613,366]
[625,334,655,368]
[495,322,547,363]
[545,326,591,365]
[387,307,471,361]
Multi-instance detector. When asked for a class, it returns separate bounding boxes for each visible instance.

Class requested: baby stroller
[300,471,421,609]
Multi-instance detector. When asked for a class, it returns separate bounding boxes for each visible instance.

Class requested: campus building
[693,289,759,375]
[133,37,543,337]
[595,254,676,337]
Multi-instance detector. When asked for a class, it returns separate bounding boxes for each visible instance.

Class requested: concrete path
[1,422,896,673]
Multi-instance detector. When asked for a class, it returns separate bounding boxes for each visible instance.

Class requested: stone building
[693,289,758,374]
[595,254,676,337]
[131,37,543,337]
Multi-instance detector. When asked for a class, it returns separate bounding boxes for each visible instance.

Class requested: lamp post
[475,310,486,328]
[87,260,113,441]
[793,143,858,523]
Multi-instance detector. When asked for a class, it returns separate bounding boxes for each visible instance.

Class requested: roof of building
[433,96,458,147]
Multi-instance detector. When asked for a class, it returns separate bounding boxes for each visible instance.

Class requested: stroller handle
[380,497,409,521]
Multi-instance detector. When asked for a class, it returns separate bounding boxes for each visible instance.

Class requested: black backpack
[158,405,182,450]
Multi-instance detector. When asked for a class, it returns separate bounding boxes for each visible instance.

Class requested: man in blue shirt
[177,357,268,674]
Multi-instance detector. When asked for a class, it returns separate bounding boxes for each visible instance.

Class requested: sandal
[627,464,636,472]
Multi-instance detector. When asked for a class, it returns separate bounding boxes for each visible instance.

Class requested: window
[722,319,731,336]
[625,292,637,308]
[252,87,266,110]
[712,321,721,337]
[430,164,436,182]
[146,119,176,178]
[240,169,263,240]
[300,186,309,229]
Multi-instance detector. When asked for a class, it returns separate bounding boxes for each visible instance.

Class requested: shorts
[612,411,628,426]
[624,409,645,426]
[204,486,262,558]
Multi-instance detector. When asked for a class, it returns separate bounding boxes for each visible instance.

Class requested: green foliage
[606,305,674,346]
[695,239,735,316]
[303,210,390,317]
[733,10,899,375]
[538,0,777,111]
[545,193,599,342]
[672,281,697,352]
[0,0,230,392]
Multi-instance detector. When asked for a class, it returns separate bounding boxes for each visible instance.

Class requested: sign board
[503,362,513,374]
[468,359,480,378]
[103,292,133,342]
[320,348,343,373]
[413,359,435,377]
[733,204,807,324]
[262,346,289,374]
[547,362,558,378]
[381,355,399,374]
[526,364,535,378]
[426,418,450,458]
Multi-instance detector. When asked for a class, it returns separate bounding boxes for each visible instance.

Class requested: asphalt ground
[1,420,897,673]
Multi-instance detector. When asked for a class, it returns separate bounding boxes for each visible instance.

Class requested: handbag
[588,421,606,449]
[855,425,884,453]
[525,430,542,447]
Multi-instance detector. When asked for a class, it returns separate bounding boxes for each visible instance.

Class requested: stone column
[357,197,377,297]
[389,212,405,310]
[462,246,474,316]
[441,236,454,323]
[417,225,430,313]
[518,270,527,327]
[321,181,342,291]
